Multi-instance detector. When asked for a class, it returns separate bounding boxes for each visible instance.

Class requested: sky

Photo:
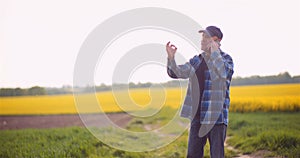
[1,0,299,88]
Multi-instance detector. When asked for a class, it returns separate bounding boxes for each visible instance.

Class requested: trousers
[187,119,227,158]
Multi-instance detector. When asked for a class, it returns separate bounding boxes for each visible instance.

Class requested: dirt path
[0,113,132,130]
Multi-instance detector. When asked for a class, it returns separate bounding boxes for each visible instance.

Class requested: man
[166,26,234,158]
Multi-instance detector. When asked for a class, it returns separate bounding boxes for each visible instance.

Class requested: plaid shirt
[167,50,234,125]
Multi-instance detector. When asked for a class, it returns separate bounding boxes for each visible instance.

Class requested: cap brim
[198,30,207,33]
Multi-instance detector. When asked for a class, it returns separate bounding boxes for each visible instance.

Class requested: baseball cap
[199,26,223,40]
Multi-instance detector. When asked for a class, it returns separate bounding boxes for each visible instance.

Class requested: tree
[28,86,46,96]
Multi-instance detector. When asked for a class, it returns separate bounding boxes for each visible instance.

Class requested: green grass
[0,110,299,157]
[0,127,96,157]
[227,112,300,157]
[0,126,188,158]
[0,127,236,158]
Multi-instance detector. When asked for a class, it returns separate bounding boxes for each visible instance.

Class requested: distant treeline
[0,72,299,97]
[231,72,300,86]
[0,85,73,97]
[82,81,187,93]
[0,86,47,97]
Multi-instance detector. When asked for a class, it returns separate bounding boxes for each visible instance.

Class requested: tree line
[0,72,299,97]
[231,72,300,86]
[0,86,46,97]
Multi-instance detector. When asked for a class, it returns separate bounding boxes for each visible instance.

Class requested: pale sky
[1,0,299,88]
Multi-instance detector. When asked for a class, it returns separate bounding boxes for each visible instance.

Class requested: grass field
[227,112,300,157]
[0,110,299,157]
[0,83,299,114]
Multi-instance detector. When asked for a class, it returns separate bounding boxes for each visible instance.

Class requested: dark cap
[199,26,223,40]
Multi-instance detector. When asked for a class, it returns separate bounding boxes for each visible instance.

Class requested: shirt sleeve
[204,50,234,81]
[167,58,194,79]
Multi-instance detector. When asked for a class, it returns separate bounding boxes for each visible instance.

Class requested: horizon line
[1,72,299,89]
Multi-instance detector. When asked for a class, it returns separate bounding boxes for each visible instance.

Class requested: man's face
[201,33,213,52]
[201,33,220,52]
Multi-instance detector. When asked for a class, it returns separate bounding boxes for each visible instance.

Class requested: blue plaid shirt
[167,50,234,125]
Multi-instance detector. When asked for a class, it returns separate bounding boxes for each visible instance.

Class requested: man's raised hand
[166,41,177,60]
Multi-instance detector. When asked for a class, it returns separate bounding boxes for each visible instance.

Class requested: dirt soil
[0,113,132,130]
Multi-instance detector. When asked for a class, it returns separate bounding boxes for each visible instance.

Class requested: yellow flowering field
[230,83,300,112]
[0,88,185,115]
[0,84,299,115]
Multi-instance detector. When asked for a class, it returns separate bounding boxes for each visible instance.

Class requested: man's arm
[167,58,193,79]
[166,41,195,79]
[204,51,234,81]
